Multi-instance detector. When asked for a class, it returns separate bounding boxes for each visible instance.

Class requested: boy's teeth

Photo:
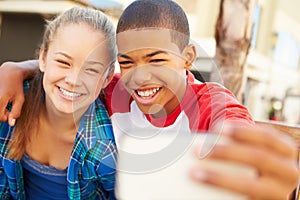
[59,88,82,98]
[137,88,160,97]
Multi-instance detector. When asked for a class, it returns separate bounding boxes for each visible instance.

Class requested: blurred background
[0,0,299,125]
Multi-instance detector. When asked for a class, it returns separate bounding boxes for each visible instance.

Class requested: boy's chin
[137,103,167,118]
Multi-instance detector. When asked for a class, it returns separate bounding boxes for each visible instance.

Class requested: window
[250,6,261,49]
[272,32,300,69]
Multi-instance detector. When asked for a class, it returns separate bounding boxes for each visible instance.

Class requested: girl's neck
[41,104,84,133]
[25,103,85,169]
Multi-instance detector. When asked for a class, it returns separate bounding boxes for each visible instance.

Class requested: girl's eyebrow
[54,52,104,67]
[54,51,73,59]
[85,60,104,67]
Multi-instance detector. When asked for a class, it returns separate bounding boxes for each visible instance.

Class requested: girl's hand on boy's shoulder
[191,123,299,200]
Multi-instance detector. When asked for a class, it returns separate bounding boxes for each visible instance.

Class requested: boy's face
[117,29,192,117]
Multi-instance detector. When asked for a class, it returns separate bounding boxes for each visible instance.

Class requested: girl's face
[39,23,113,116]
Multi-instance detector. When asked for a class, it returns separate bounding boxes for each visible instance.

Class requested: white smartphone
[115,132,256,200]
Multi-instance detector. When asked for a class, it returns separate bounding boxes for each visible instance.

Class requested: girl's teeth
[59,88,82,98]
[137,88,160,97]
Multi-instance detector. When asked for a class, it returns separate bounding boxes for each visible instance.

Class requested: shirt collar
[77,98,114,150]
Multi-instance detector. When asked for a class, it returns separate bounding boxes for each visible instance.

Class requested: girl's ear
[182,44,196,70]
[102,66,115,89]
[39,48,46,72]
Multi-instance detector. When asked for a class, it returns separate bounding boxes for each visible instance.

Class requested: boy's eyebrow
[118,53,132,59]
[145,50,168,58]
[118,50,169,59]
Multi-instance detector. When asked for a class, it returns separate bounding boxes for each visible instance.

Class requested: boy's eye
[118,60,133,68]
[150,59,166,63]
[119,61,133,65]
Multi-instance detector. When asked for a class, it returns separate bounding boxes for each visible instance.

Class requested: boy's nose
[131,65,152,86]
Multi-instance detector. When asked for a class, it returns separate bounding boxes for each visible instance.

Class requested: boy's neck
[151,109,168,119]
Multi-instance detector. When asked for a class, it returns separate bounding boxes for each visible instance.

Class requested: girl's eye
[86,68,100,74]
[56,60,70,66]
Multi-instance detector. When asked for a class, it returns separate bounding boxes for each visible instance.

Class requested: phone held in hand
[115,130,256,200]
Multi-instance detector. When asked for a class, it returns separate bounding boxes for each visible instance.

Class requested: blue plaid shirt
[0,96,117,199]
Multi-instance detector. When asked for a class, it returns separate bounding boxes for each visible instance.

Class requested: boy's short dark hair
[116,0,190,51]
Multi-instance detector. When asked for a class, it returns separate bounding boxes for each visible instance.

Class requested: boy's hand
[0,62,26,126]
[191,124,299,199]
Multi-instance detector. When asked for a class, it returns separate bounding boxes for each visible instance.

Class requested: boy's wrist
[18,60,39,80]
[2,60,38,80]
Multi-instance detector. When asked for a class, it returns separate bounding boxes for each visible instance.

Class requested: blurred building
[171,0,300,124]
[1,0,299,124]
[246,0,300,124]
[0,0,122,63]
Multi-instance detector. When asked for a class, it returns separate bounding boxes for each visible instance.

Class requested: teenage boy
[0,0,298,199]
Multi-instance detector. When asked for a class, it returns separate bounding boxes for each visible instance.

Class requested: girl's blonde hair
[8,7,117,160]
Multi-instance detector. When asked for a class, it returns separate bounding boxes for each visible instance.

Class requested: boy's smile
[117,29,192,118]
[133,85,162,105]
[135,86,161,98]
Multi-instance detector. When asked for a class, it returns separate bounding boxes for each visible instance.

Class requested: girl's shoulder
[0,122,13,157]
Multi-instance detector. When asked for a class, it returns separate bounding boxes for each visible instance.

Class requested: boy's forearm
[11,60,39,80]
[0,60,38,124]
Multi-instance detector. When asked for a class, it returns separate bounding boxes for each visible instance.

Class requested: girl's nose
[64,69,81,86]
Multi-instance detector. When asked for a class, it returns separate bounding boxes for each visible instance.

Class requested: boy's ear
[182,44,196,70]
[39,48,46,72]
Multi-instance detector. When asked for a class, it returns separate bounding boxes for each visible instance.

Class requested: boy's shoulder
[188,81,249,117]
[104,73,132,116]
[187,71,234,96]
[189,81,236,99]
